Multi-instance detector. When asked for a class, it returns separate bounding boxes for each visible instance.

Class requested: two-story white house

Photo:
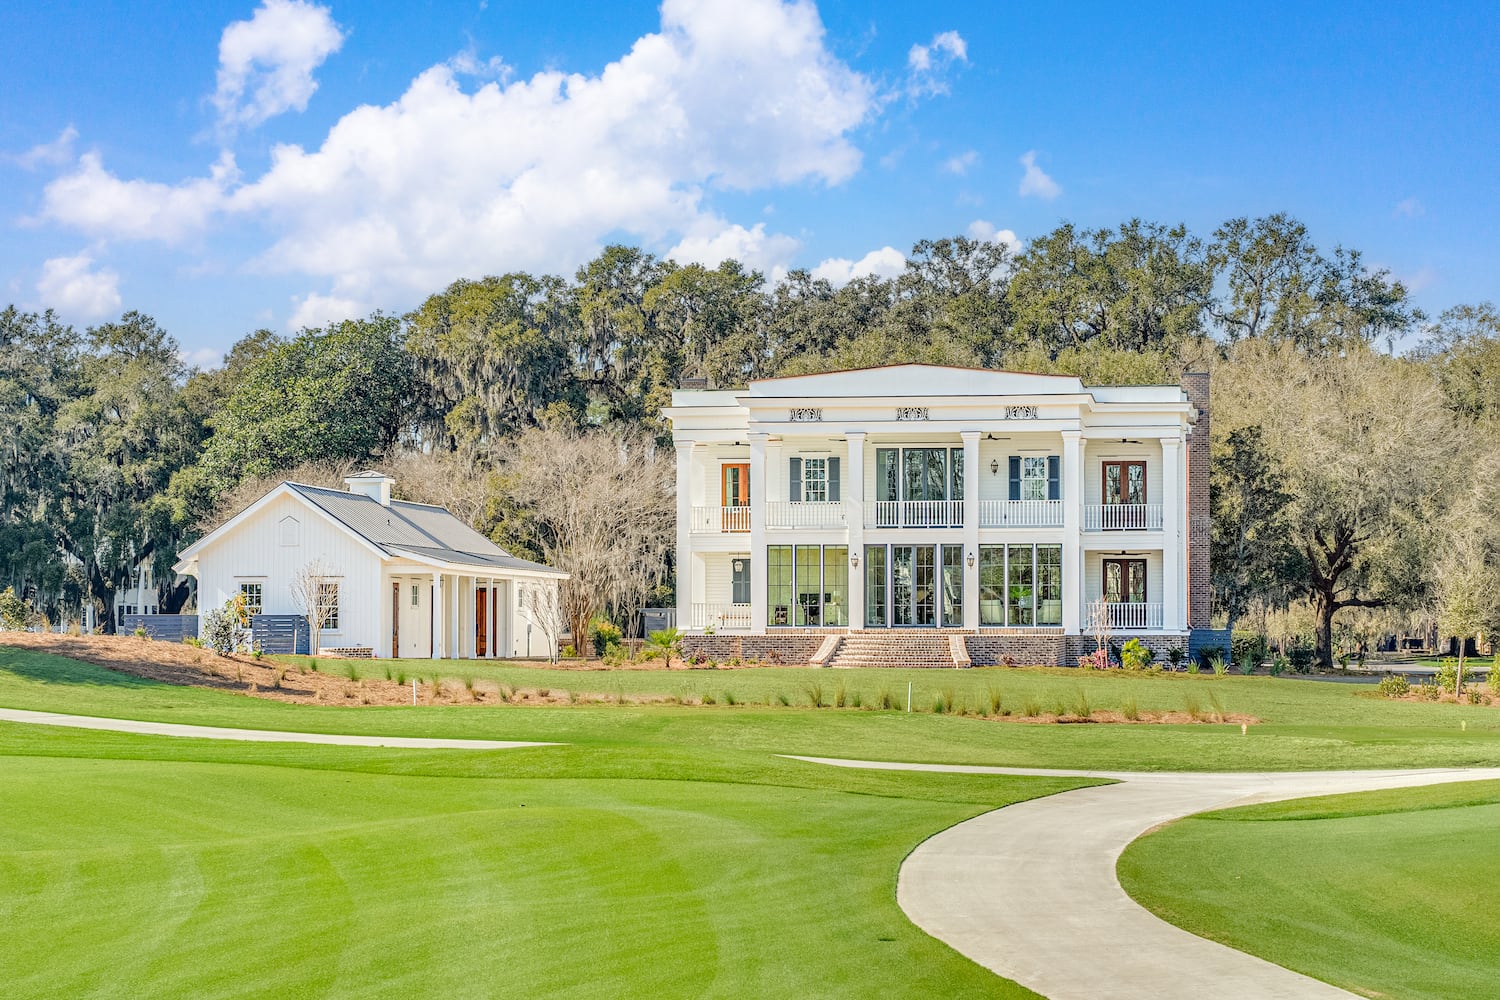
[663,364,1221,667]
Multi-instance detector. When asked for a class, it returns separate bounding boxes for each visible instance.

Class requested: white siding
[702,551,751,606]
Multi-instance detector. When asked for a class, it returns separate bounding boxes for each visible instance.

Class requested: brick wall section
[1181,371,1213,630]
[1064,634,1191,664]
[966,635,1067,667]
[681,634,827,665]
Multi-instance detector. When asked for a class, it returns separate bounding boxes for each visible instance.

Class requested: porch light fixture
[850,552,860,568]
[989,459,999,475]
[733,559,745,573]
[966,551,975,568]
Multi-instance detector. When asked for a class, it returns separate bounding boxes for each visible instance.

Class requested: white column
[846,432,866,630]
[749,432,769,633]
[465,576,476,658]
[450,574,460,660]
[1160,436,1183,632]
[1061,431,1084,635]
[489,581,498,659]
[431,572,443,659]
[675,441,693,631]
[961,430,981,631]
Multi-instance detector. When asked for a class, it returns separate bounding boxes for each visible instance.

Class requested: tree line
[1,213,1496,665]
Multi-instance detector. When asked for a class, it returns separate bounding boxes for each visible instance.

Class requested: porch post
[675,441,693,633]
[1160,436,1182,632]
[450,574,460,660]
[431,572,443,659]
[961,431,981,631]
[488,579,498,659]
[1061,430,1084,635]
[749,432,768,633]
[846,431,866,630]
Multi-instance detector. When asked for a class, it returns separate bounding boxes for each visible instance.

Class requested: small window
[319,582,339,630]
[802,458,828,502]
[239,582,263,616]
[279,516,301,547]
[1021,456,1049,501]
[411,584,419,607]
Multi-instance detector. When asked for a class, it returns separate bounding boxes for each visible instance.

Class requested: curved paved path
[791,756,1500,999]
[0,708,556,750]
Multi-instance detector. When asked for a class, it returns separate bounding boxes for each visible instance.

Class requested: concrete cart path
[0,707,557,750]
[789,755,1500,1000]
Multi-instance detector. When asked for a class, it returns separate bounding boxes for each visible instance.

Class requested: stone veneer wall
[1181,371,1214,630]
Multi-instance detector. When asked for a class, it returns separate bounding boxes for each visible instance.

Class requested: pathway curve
[789,756,1500,1000]
[0,708,556,750]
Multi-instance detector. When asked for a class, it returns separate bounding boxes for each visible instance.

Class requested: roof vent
[344,470,395,506]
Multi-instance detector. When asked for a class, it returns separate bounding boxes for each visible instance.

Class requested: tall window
[731,557,751,605]
[979,547,1005,625]
[769,545,848,627]
[823,546,848,627]
[239,582,263,616]
[1104,559,1147,604]
[1036,546,1062,625]
[767,546,793,626]
[978,544,1063,627]
[795,546,823,625]
[876,449,900,502]
[1007,545,1034,626]
[411,584,420,607]
[865,545,887,627]
[1020,456,1049,500]
[941,545,964,627]
[802,458,828,502]
[319,582,340,630]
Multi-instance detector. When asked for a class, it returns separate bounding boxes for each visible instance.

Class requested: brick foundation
[681,634,827,665]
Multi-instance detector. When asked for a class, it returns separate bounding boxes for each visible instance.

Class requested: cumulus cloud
[46,0,876,300]
[907,30,967,96]
[289,291,368,330]
[178,346,227,370]
[1393,196,1424,219]
[35,253,121,319]
[966,219,1022,256]
[667,221,800,275]
[943,149,978,175]
[811,245,906,285]
[9,126,78,169]
[212,0,346,131]
[1017,150,1061,199]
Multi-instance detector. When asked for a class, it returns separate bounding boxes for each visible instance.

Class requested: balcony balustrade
[691,506,751,533]
[1086,601,1164,630]
[867,499,965,529]
[1082,503,1163,531]
[691,602,752,630]
[765,501,847,529]
[978,499,1063,528]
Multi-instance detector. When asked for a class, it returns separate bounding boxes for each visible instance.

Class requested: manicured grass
[4,645,1500,771]
[0,721,1089,998]
[1118,781,1500,1000]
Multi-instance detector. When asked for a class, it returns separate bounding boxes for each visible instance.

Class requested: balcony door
[1102,461,1146,529]
[1103,558,1147,605]
[722,463,750,532]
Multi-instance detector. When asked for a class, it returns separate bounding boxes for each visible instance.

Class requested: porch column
[846,431,866,630]
[675,441,693,633]
[431,572,443,659]
[1061,430,1084,634]
[749,432,768,633]
[961,431,981,631]
[465,576,476,658]
[1160,436,1183,632]
[450,574,460,660]
[488,580,498,659]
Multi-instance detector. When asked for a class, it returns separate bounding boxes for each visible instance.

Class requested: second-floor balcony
[868,499,965,529]
[1083,503,1163,531]
[978,499,1064,528]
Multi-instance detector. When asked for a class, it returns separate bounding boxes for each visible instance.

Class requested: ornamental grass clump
[805,683,824,708]
[833,683,847,708]
[877,688,896,711]
[1121,695,1141,721]
[985,685,1004,716]
[1072,689,1092,719]
[1022,695,1042,718]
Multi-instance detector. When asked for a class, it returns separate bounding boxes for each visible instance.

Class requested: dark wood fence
[120,614,198,642]
[251,615,310,655]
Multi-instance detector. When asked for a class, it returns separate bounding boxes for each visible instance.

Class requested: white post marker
[907,681,913,714]
[412,678,417,706]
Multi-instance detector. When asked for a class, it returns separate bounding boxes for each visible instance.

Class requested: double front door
[866,544,964,627]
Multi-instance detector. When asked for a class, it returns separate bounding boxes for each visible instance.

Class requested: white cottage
[173,472,567,658]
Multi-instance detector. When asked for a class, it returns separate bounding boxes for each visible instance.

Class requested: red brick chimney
[1180,372,1212,631]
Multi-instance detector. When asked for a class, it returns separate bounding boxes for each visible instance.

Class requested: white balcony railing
[868,499,965,529]
[978,499,1064,528]
[766,501,848,529]
[1086,601,1164,630]
[691,506,751,533]
[1083,503,1163,531]
[691,602,752,630]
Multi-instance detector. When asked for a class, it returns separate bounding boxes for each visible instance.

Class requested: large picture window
[768,545,793,626]
[768,545,846,627]
[978,544,1064,627]
[864,545,887,627]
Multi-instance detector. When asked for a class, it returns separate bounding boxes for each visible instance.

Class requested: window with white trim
[319,582,339,630]
[411,584,420,607]
[238,582,262,616]
[1020,456,1049,501]
[802,457,828,502]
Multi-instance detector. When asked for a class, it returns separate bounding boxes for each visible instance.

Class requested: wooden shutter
[1047,455,1061,500]
[828,457,841,501]
[1008,456,1021,501]
[789,457,802,502]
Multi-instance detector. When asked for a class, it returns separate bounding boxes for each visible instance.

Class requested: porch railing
[690,506,751,533]
[1083,503,1163,531]
[868,499,965,529]
[1086,601,1164,630]
[691,602,752,630]
[978,499,1064,528]
[766,500,847,529]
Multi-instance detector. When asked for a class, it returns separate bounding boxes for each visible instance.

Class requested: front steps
[826,631,962,669]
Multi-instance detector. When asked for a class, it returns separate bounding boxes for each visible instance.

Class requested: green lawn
[1118,780,1500,1000]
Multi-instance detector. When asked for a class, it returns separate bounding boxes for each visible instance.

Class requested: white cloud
[178,346,227,370]
[966,219,1022,256]
[943,149,978,175]
[1017,150,1061,200]
[907,30,967,96]
[35,253,121,319]
[667,221,800,275]
[46,0,875,300]
[1393,196,1424,219]
[212,0,346,131]
[289,291,367,330]
[811,245,906,285]
[9,126,78,169]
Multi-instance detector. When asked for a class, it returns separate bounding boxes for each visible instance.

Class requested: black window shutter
[789,457,802,502]
[828,457,841,501]
[1008,456,1021,501]
[1047,455,1061,500]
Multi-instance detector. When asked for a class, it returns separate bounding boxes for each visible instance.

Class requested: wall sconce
[966,551,975,568]
[733,559,745,573]
[989,459,999,475]
[850,552,860,568]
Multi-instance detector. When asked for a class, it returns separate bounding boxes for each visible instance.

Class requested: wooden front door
[722,463,750,532]
[392,582,400,657]
[476,588,489,658]
[1102,461,1147,528]
[1103,559,1148,604]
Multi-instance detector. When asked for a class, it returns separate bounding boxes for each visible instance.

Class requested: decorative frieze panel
[895,406,930,421]
[789,407,823,422]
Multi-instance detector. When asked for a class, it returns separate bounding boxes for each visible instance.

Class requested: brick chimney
[1180,373,1212,630]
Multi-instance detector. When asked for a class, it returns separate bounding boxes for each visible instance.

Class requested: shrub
[0,587,29,631]
[1120,639,1150,672]
[1239,653,1257,675]
[931,693,948,714]
[1079,648,1108,670]
[1467,687,1485,705]
[310,658,320,672]
[1230,630,1268,666]
[1288,646,1313,673]
[1208,653,1228,676]
[1490,659,1500,696]
[1416,681,1440,701]
[133,625,148,639]
[1435,658,1459,694]
[722,690,736,706]
[985,686,1004,716]
[395,669,407,686]
[647,628,685,668]
[877,688,896,711]
[1108,642,1122,666]
[1196,645,1226,673]
[701,692,716,705]
[561,644,576,658]
[849,690,862,709]
[201,609,235,656]
[182,636,202,648]
[589,619,623,657]
[251,646,263,660]
[1166,646,1185,670]
[1269,654,1288,677]
[1376,675,1411,698]
[1072,689,1092,719]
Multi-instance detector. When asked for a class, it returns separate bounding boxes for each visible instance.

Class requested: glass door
[940,545,964,627]
[1104,559,1148,604]
[893,546,937,626]
[1102,461,1146,529]
[722,463,750,532]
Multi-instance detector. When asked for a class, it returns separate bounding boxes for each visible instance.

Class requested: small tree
[0,587,28,631]
[647,627,684,669]
[522,582,566,663]
[1436,547,1497,698]
[1089,595,1114,665]
[289,558,340,654]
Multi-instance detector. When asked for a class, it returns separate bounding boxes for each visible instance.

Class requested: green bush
[0,586,28,630]
[1416,681,1441,701]
[1120,638,1150,672]
[1376,675,1411,698]
[1121,695,1140,721]
[1208,653,1229,676]
[1166,646,1185,669]
[1230,630,1267,666]
[201,609,235,656]
[1196,645,1226,672]
[1288,646,1313,673]
[1435,658,1459,694]
[1269,653,1288,677]
[589,619,623,657]
[1490,658,1500,695]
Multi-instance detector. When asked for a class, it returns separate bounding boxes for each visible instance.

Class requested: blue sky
[2,0,1496,362]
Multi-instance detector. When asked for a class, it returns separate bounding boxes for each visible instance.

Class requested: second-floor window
[789,457,840,502]
[803,458,828,502]
[239,582,263,616]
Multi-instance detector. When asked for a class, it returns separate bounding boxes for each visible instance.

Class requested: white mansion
[663,364,1220,667]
